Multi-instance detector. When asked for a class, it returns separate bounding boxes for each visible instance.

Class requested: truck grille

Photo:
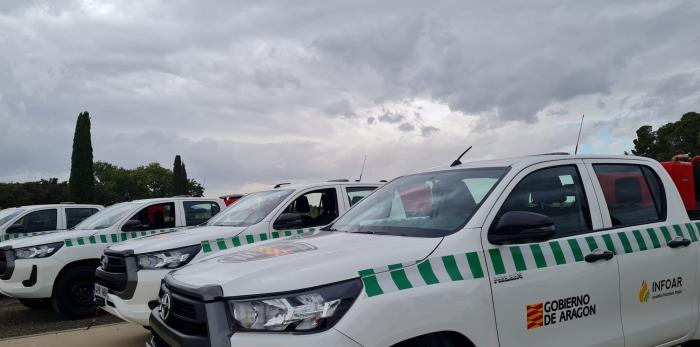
[0,251,6,274]
[95,255,128,292]
[103,255,127,273]
[164,288,208,337]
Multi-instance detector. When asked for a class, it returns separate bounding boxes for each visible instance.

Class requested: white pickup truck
[0,197,223,318]
[148,154,700,347]
[0,203,102,241]
[96,181,380,327]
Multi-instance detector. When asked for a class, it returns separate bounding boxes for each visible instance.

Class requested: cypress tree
[181,162,188,196]
[172,155,183,195]
[68,111,95,203]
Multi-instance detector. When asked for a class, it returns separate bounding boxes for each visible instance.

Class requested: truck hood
[0,229,99,249]
[171,231,442,297]
[108,226,247,255]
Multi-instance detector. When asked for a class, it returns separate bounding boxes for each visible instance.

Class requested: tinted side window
[183,201,221,226]
[65,208,99,229]
[278,188,339,228]
[593,164,664,227]
[496,165,592,238]
[346,187,377,206]
[124,202,176,231]
[17,209,58,233]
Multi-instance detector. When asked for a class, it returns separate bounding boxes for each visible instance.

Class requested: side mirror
[273,213,304,230]
[489,211,556,245]
[121,219,143,232]
[6,224,25,234]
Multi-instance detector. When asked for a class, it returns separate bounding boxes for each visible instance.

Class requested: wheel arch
[51,258,100,297]
[390,331,476,347]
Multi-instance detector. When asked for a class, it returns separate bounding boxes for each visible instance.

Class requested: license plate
[94,284,109,300]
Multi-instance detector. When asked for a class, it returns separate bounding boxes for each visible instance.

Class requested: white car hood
[0,229,99,249]
[108,226,247,254]
[171,231,442,297]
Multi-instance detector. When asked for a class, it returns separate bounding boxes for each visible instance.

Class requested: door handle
[584,250,614,263]
[668,238,691,248]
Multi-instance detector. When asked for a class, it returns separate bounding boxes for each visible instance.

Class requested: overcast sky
[1,0,699,197]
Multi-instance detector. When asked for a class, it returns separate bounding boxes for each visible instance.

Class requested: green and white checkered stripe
[201,227,319,253]
[358,223,698,298]
[358,252,485,298]
[2,231,58,241]
[64,228,179,247]
[487,223,698,276]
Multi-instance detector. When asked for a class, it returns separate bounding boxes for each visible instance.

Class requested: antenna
[450,146,473,167]
[574,114,585,155]
[358,154,367,181]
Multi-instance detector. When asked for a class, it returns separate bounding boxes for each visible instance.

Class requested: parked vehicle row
[4,153,700,347]
[0,197,224,318]
[95,182,380,326]
[143,154,700,347]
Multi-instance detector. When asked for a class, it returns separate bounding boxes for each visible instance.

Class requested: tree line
[0,112,204,208]
[631,112,700,160]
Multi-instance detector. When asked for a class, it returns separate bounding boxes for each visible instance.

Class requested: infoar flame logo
[526,303,544,330]
[639,280,650,303]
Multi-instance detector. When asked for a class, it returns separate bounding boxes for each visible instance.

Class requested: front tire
[18,298,52,310]
[51,265,97,319]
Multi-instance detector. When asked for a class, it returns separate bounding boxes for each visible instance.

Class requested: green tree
[631,125,656,158]
[68,111,95,203]
[172,155,183,195]
[181,162,188,195]
[630,112,700,160]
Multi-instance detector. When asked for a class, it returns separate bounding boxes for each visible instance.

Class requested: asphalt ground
[0,295,122,339]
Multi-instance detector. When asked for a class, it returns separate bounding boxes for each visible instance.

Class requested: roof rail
[60,202,75,204]
[328,179,350,182]
[531,152,570,156]
[274,183,291,188]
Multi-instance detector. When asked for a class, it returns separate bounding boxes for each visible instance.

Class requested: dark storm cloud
[0,0,699,194]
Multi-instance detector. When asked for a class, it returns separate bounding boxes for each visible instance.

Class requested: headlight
[15,242,64,259]
[229,279,362,333]
[137,245,201,270]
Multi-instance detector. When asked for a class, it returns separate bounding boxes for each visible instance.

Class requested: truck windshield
[0,209,24,227]
[331,167,509,237]
[73,203,138,230]
[209,190,294,227]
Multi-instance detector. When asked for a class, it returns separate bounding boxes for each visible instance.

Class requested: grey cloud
[377,111,404,124]
[0,0,699,194]
[421,125,439,137]
[321,98,356,118]
[398,122,415,132]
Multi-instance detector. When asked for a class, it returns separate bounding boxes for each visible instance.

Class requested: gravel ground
[0,295,123,340]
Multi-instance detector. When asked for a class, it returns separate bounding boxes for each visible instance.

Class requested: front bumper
[147,327,363,347]
[99,269,169,326]
[0,256,59,298]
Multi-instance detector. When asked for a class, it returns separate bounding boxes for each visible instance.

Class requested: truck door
[483,161,624,347]
[587,161,699,346]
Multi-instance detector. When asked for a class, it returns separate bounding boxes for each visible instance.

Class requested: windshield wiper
[352,230,399,236]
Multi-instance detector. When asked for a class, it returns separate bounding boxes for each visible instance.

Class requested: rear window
[593,164,666,227]
[65,208,100,229]
[183,201,221,226]
[346,186,378,206]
